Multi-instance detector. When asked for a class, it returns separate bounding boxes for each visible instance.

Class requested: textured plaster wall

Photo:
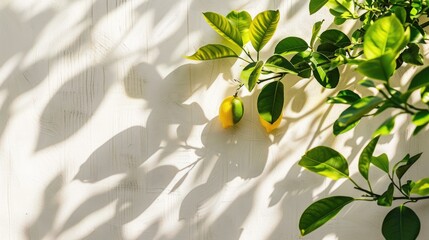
[1,0,428,239]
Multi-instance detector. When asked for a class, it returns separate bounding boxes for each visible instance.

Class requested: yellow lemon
[259,114,282,133]
[219,96,244,128]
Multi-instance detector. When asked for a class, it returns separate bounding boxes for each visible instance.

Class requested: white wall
[1,0,428,239]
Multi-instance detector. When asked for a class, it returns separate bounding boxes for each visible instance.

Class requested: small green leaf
[377,183,394,207]
[373,116,396,137]
[359,136,379,181]
[241,61,264,92]
[257,81,284,124]
[372,153,389,173]
[359,79,376,88]
[203,12,243,47]
[335,96,384,130]
[250,10,280,52]
[326,0,356,17]
[410,178,429,196]
[357,52,396,81]
[299,146,349,180]
[186,44,238,60]
[413,123,428,135]
[226,10,252,44]
[319,29,351,48]
[401,180,414,196]
[420,87,429,104]
[327,90,361,104]
[275,37,308,55]
[401,43,424,66]
[404,66,429,101]
[382,205,420,240]
[311,20,324,47]
[265,55,298,74]
[395,153,422,180]
[310,0,329,14]
[299,196,354,236]
[363,15,407,59]
[412,111,429,126]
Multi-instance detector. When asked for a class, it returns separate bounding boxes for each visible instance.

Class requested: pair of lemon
[219,96,281,132]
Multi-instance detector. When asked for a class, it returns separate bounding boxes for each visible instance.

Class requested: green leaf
[241,61,264,92]
[226,10,252,44]
[257,81,284,124]
[203,12,243,47]
[357,52,396,81]
[404,66,429,101]
[326,0,356,17]
[410,178,429,196]
[372,153,389,173]
[401,180,414,196]
[310,0,329,14]
[373,116,396,137]
[319,29,351,48]
[412,111,429,126]
[327,90,361,104]
[291,51,312,78]
[413,123,428,135]
[363,15,407,59]
[186,44,238,60]
[359,136,380,181]
[333,119,360,135]
[264,55,298,74]
[299,196,354,236]
[394,153,422,180]
[275,37,308,55]
[420,87,429,104]
[250,10,280,52]
[377,183,394,206]
[401,43,424,66]
[359,79,376,88]
[311,20,324,48]
[335,96,384,130]
[311,53,339,88]
[382,205,420,240]
[299,146,349,180]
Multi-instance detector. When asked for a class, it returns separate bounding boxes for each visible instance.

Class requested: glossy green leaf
[291,52,312,78]
[299,196,354,236]
[364,15,407,59]
[410,178,429,196]
[327,90,361,104]
[394,7,407,23]
[275,37,308,55]
[359,136,380,181]
[412,111,429,126]
[326,0,355,17]
[413,123,428,135]
[421,87,429,104]
[373,116,396,137]
[241,61,264,92]
[335,96,384,130]
[186,44,238,60]
[382,205,420,240]
[250,10,280,52]
[401,180,414,196]
[404,67,429,101]
[357,52,396,81]
[226,10,252,44]
[319,29,351,48]
[310,0,329,14]
[401,43,424,65]
[377,183,394,206]
[394,153,422,180]
[372,153,389,173]
[311,53,339,88]
[333,119,360,135]
[311,20,324,47]
[203,12,243,47]
[299,146,349,180]
[257,81,284,124]
[265,55,298,74]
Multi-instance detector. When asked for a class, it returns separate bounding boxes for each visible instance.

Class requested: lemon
[219,96,244,128]
[259,114,282,133]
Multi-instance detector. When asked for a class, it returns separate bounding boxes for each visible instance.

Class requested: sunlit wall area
[1,0,428,240]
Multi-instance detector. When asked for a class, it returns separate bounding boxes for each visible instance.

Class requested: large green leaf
[404,67,429,101]
[226,10,252,44]
[394,153,422,180]
[333,119,360,135]
[311,53,339,88]
[364,15,408,59]
[412,111,429,126]
[382,205,420,240]
[377,183,394,206]
[359,136,380,181]
[299,196,354,236]
[372,153,389,173]
[373,116,396,137]
[275,37,308,55]
[310,0,329,14]
[186,44,238,60]
[257,81,284,123]
[357,52,396,81]
[299,146,349,180]
[264,55,297,74]
[241,61,264,92]
[203,12,243,47]
[335,96,384,131]
[410,178,429,196]
[327,90,361,104]
[250,10,280,52]
[319,29,351,48]
[326,0,356,17]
